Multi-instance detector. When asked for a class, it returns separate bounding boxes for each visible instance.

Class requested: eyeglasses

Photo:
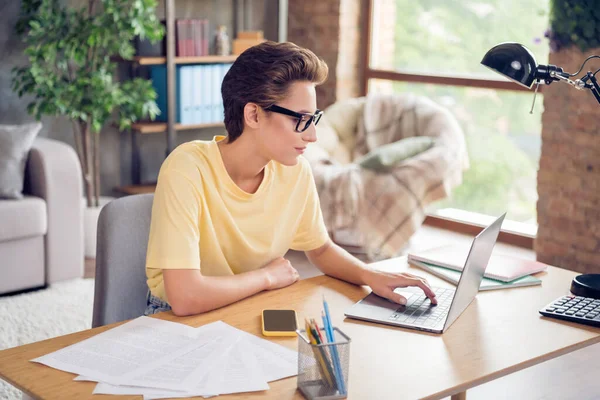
[265,104,323,132]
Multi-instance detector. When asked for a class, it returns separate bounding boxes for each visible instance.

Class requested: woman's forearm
[166,268,269,316]
[306,242,373,285]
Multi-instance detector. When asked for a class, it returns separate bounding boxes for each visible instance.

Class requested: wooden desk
[1,257,599,400]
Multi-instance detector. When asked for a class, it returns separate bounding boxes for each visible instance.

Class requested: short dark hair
[221,41,328,142]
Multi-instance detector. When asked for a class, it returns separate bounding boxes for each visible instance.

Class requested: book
[409,260,542,291]
[407,245,548,282]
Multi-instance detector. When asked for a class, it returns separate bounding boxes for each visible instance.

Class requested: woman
[144,41,437,316]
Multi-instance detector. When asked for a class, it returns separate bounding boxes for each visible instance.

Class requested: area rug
[0,278,95,400]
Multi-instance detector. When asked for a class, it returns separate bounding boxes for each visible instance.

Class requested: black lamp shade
[481,42,538,88]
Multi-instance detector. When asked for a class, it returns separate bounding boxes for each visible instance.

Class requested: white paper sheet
[93,380,217,399]
[243,331,298,381]
[32,317,210,387]
[143,335,270,399]
[93,334,269,399]
[192,321,299,382]
[35,318,299,398]
[113,321,238,391]
[73,376,96,382]
[198,334,269,395]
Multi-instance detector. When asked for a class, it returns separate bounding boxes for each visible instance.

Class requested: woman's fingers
[380,288,408,305]
[401,276,437,304]
[397,272,433,290]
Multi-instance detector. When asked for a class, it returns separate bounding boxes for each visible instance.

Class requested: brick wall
[536,46,600,274]
[288,0,363,108]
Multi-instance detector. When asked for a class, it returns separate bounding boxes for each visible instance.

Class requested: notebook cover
[409,260,542,291]
[407,245,548,282]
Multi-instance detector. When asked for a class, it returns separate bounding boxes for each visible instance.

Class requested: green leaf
[92,120,102,133]
[12,0,164,135]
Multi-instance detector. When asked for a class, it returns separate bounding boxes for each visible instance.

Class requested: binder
[192,65,203,123]
[211,65,221,122]
[149,65,167,122]
[201,65,212,123]
[150,65,182,123]
[179,66,194,124]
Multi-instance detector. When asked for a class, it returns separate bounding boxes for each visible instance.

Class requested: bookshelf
[115,0,288,194]
[114,184,157,195]
[132,121,225,134]
[114,55,238,65]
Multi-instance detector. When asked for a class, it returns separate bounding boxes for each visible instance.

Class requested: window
[365,0,550,229]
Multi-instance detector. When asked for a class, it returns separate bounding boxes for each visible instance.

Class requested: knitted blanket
[309,93,469,259]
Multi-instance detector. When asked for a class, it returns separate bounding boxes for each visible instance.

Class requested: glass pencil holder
[296,327,351,400]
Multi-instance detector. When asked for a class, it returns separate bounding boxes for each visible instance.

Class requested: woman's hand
[362,269,438,305]
[262,257,300,290]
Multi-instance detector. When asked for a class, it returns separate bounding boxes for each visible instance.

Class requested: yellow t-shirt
[145,136,330,302]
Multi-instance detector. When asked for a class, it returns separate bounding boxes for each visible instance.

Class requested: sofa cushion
[0,196,47,242]
[0,122,42,199]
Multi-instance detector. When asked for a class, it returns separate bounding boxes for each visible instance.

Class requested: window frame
[359,0,540,249]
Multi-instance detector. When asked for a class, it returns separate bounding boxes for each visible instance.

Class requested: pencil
[323,297,346,394]
[305,319,334,388]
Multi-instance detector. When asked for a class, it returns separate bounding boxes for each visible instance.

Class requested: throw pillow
[355,136,434,171]
[0,122,43,199]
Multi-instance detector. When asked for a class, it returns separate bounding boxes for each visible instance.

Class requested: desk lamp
[481,42,600,113]
[481,42,600,299]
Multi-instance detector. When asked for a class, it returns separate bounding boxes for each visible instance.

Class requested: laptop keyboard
[388,287,455,327]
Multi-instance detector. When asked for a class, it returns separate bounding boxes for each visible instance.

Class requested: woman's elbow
[170,301,192,317]
[169,294,207,316]
[172,307,197,317]
[163,270,206,316]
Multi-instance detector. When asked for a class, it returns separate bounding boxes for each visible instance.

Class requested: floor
[84,225,600,399]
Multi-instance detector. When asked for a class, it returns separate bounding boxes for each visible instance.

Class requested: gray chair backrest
[92,194,154,328]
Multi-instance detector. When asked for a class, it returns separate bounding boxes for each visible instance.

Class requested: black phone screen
[262,309,297,332]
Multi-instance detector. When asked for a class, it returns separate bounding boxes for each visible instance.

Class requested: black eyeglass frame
[265,104,323,132]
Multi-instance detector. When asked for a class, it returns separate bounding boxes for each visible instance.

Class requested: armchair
[0,138,84,294]
[304,93,469,260]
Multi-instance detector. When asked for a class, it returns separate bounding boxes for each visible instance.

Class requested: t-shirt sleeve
[290,159,330,251]
[146,155,202,271]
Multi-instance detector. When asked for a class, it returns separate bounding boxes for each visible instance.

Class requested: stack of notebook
[407,245,548,290]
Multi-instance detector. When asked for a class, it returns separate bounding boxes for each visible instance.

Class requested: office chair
[92,193,154,328]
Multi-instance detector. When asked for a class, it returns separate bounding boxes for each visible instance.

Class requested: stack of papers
[31,317,299,399]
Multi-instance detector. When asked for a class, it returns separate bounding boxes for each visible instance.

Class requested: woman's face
[259,80,319,166]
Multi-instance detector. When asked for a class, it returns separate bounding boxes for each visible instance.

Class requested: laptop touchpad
[360,292,405,310]
[393,290,417,302]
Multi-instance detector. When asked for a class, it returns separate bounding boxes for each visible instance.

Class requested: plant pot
[82,196,115,258]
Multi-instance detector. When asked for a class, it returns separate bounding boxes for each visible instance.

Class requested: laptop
[344,213,506,334]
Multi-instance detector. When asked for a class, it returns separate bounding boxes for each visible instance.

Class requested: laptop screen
[442,213,506,331]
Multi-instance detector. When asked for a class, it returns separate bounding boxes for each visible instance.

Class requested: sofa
[0,137,84,295]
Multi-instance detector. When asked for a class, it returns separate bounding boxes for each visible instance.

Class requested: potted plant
[12,0,164,257]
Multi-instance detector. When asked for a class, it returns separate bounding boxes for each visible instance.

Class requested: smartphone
[261,309,298,337]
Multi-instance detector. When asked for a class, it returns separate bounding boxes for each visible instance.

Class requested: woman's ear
[243,103,261,129]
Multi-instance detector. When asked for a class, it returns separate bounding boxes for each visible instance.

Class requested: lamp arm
[581,72,600,105]
[549,71,588,89]
[549,69,600,106]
